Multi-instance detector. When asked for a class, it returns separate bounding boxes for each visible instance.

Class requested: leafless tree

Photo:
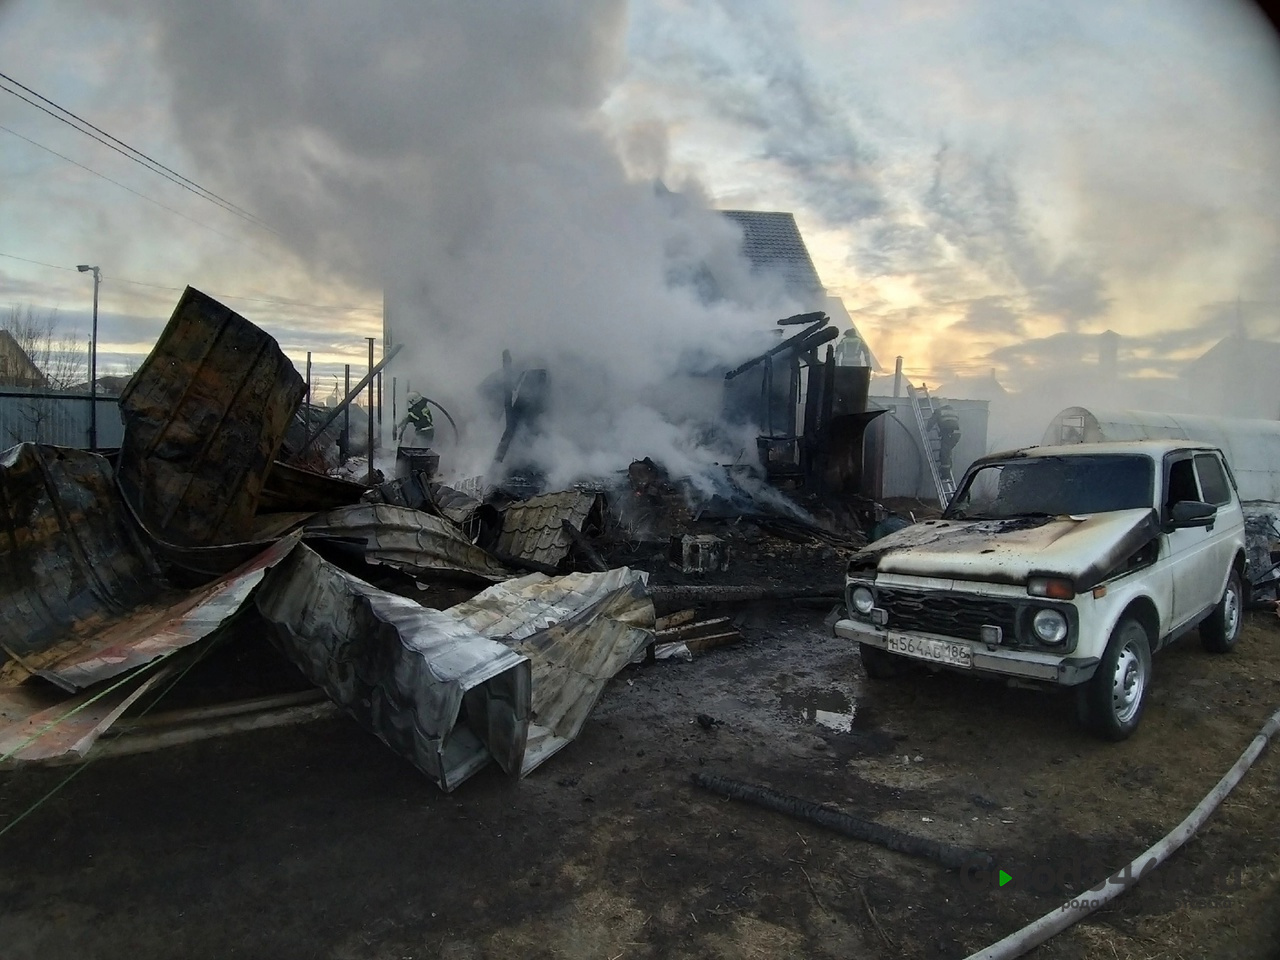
[1,304,87,444]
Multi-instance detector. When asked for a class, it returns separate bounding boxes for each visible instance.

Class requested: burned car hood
[857,508,1161,590]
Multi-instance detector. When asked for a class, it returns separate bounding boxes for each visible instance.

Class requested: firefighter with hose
[396,391,435,448]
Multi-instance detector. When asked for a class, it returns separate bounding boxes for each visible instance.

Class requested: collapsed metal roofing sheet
[304,502,513,582]
[0,656,182,763]
[449,568,649,640]
[258,460,367,514]
[430,483,484,527]
[1,444,161,669]
[253,544,531,792]
[494,490,602,569]
[450,568,654,774]
[5,533,299,692]
[116,287,306,548]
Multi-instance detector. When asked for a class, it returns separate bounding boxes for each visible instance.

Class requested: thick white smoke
[115,1,810,487]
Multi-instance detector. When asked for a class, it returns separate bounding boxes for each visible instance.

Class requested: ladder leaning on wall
[906,382,956,507]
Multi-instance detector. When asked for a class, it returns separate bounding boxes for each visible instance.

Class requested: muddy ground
[1,587,1278,959]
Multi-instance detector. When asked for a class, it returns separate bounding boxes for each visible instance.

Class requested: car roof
[977,439,1224,463]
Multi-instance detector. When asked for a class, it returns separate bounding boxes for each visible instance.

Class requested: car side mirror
[1169,500,1217,528]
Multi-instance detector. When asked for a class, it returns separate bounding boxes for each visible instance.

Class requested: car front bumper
[834,617,1100,685]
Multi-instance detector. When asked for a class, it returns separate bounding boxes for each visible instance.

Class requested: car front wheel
[1078,617,1152,741]
[1200,569,1243,653]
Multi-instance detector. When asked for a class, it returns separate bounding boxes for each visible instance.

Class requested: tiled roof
[495,491,602,569]
[721,210,825,295]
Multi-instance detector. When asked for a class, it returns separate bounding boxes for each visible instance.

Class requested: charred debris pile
[0,289,881,792]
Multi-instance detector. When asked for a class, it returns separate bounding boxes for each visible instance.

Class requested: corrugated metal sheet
[5,533,299,691]
[0,444,160,666]
[363,476,486,535]
[253,543,531,792]
[495,490,602,568]
[0,657,182,763]
[431,483,483,527]
[305,502,514,582]
[450,568,654,775]
[116,287,305,548]
[258,460,366,513]
[1044,407,1280,502]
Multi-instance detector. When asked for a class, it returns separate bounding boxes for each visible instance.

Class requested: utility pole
[76,265,100,449]
[367,337,376,486]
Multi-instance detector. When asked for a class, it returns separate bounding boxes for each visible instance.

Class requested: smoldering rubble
[0,290,869,792]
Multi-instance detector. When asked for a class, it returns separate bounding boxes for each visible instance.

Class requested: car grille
[876,588,1018,643]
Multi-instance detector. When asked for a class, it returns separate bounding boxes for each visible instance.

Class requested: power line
[1,124,269,253]
[0,70,276,234]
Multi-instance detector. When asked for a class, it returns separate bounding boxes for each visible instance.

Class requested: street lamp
[76,264,100,450]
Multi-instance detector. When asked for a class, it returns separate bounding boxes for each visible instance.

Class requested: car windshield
[947,455,1154,520]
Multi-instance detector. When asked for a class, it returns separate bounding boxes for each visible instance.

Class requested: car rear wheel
[1200,569,1243,653]
[1078,617,1152,741]
[859,643,906,679]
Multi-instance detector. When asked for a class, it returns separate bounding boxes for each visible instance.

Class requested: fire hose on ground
[964,704,1280,960]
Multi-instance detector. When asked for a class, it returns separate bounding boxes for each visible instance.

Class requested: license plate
[884,633,972,668]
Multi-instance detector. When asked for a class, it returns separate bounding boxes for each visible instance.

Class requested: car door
[1161,453,1217,629]
[1192,451,1238,599]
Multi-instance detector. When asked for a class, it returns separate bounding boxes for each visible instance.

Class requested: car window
[1165,458,1200,511]
[948,455,1153,519]
[1193,454,1231,505]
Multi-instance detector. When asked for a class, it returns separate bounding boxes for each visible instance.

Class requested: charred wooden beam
[561,519,608,573]
[724,317,829,381]
[777,310,828,327]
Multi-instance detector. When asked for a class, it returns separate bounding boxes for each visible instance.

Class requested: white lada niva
[835,440,1247,740]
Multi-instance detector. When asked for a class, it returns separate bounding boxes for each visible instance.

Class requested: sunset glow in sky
[2,0,1278,395]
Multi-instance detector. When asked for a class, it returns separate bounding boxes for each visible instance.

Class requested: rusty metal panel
[0,444,161,666]
[116,287,305,547]
[258,460,366,514]
[305,503,514,582]
[0,657,181,763]
[450,568,654,775]
[495,490,602,569]
[253,544,531,792]
[2,533,300,691]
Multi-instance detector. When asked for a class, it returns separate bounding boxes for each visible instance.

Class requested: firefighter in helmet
[396,391,435,448]
[927,403,961,473]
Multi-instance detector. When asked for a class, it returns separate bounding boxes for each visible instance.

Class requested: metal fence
[0,389,125,450]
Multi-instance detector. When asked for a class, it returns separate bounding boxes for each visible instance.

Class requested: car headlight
[851,585,875,616]
[1032,608,1068,645]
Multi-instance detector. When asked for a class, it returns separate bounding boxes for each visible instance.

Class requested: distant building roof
[1182,335,1280,379]
[932,371,1009,403]
[0,329,47,387]
[1180,335,1280,419]
[720,210,825,298]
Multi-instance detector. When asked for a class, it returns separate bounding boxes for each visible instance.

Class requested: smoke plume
[115,0,806,486]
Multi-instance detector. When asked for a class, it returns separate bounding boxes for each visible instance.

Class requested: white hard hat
[407,391,423,402]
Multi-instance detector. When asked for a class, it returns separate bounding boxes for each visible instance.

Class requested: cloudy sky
[2,0,1279,404]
